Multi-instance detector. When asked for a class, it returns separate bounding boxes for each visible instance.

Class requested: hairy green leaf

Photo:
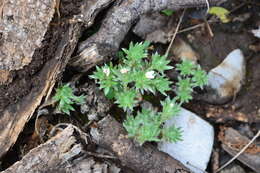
[160,97,181,122]
[53,84,86,115]
[151,53,172,73]
[115,89,137,111]
[162,125,182,142]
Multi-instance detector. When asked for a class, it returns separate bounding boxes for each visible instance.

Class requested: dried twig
[0,0,5,19]
[165,9,186,56]
[205,0,210,14]
[204,18,214,37]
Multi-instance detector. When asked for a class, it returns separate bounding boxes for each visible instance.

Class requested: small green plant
[53,84,86,115]
[90,42,207,145]
[123,97,182,145]
[161,9,174,16]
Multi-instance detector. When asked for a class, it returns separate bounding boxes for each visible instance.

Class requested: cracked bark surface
[0,0,114,159]
[70,0,223,72]
[2,126,90,173]
[0,0,56,71]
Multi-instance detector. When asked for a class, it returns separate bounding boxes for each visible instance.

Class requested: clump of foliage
[90,42,207,145]
[53,84,86,115]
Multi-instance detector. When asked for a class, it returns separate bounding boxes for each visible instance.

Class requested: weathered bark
[70,0,223,72]
[1,125,89,173]
[90,115,191,173]
[2,125,122,173]
[0,21,81,159]
[0,0,56,71]
[0,0,114,159]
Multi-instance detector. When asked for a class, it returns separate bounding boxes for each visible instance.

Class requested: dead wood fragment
[219,127,260,154]
[219,127,260,172]
[71,0,222,72]
[79,0,115,28]
[90,115,191,173]
[2,125,85,173]
[0,0,114,159]
[205,106,256,123]
[0,0,56,71]
[2,125,90,173]
[2,125,121,173]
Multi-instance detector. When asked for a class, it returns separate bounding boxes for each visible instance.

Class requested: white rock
[206,49,246,103]
[252,26,260,38]
[158,108,214,173]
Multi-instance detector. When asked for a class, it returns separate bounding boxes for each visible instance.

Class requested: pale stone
[158,108,214,173]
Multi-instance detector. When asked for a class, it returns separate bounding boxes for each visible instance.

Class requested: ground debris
[132,12,174,44]
[1,125,121,173]
[205,106,249,123]
[219,127,260,172]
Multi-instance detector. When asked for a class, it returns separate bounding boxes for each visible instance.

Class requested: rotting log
[0,0,114,159]
[70,0,224,72]
[90,115,191,173]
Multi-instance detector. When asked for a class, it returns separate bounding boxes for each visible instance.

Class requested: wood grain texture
[0,0,56,70]
[71,0,223,72]
[0,0,114,159]
[2,125,88,173]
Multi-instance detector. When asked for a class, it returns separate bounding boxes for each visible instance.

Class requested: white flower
[145,71,155,79]
[103,68,110,76]
[120,68,129,74]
